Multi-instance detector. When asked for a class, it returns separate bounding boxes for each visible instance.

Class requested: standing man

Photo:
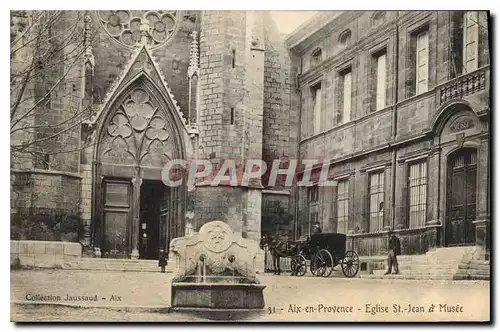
[385,231,401,275]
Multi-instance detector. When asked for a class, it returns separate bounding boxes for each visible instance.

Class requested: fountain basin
[171,282,266,310]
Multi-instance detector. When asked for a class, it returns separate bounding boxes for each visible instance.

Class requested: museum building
[289,11,490,258]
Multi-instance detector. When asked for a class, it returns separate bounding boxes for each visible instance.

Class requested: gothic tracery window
[100,86,176,168]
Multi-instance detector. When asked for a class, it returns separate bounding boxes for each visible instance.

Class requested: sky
[269,11,317,35]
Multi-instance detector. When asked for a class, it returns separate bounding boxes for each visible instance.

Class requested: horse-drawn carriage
[261,232,360,278]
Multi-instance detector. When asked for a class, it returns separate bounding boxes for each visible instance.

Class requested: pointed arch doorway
[92,77,185,259]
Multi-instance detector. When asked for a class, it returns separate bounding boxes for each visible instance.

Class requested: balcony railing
[438,66,489,105]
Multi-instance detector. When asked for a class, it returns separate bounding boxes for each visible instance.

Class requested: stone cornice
[11,168,83,179]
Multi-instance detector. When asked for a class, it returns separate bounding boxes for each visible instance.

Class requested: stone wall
[11,240,82,268]
[198,11,229,159]
[261,192,293,239]
[262,12,292,167]
[191,186,245,234]
[11,171,81,242]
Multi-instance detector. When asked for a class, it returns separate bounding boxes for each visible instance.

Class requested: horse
[259,234,303,275]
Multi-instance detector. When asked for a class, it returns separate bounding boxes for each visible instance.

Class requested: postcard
[10,10,490,322]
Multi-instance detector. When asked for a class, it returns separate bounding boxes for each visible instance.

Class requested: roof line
[285,11,343,49]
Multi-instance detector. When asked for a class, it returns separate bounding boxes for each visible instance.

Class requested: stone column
[427,149,441,226]
[474,137,490,257]
[92,162,103,258]
[130,173,141,259]
[383,164,393,231]
[393,160,406,230]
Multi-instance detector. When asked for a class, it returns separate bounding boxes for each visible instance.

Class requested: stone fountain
[169,221,266,319]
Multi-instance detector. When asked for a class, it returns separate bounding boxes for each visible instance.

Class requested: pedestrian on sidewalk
[385,231,401,275]
[158,249,168,273]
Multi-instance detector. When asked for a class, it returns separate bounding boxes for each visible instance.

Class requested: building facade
[10,10,297,261]
[10,11,490,262]
[288,11,490,258]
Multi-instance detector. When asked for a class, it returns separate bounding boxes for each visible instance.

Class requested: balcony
[438,66,489,105]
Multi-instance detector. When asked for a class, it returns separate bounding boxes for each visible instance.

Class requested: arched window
[372,11,386,26]
[311,48,322,66]
[339,29,352,46]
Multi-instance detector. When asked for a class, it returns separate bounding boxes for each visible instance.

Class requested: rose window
[97,10,178,49]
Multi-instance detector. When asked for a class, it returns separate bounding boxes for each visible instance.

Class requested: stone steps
[366,246,489,280]
[365,273,458,280]
[62,258,177,273]
[363,273,489,280]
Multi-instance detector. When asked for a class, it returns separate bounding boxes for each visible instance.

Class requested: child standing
[158,249,167,273]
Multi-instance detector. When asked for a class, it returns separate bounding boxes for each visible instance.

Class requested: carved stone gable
[100,85,178,168]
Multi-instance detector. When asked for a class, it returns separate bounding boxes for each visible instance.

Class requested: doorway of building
[139,180,169,259]
[102,179,132,258]
[446,148,477,246]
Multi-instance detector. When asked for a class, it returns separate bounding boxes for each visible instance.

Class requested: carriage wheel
[291,254,307,277]
[341,250,360,278]
[311,249,334,277]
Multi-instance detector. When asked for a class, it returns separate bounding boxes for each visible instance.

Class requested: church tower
[191,11,266,242]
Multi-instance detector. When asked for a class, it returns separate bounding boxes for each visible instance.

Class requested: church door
[102,179,132,258]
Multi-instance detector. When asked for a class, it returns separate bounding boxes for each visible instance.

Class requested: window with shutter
[308,186,320,236]
[463,11,479,72]
[416,31,429,94]
[375,52,386,110]
[312,84,322,134]
[336,180,349,234]
[407,161,428,229]
[368,172,385,232]
[338,70,351,125]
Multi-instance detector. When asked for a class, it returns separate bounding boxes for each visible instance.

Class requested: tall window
[337,69,351,125]
[368,172,385,232]
[374,51,387,110]
[308,186,319,235]
[336,180,349,234]
[311,83,322,134]
[407,162,428,228]
[416,30,429,95]
[463,12,479,72]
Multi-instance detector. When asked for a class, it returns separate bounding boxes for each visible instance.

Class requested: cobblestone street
[11,269,490,322]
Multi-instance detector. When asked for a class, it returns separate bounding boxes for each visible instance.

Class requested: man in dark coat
[158,249,168,273]
[385,231,401,275]
[312,222,322,234]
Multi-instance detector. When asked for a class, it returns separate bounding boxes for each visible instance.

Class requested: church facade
[10,10,490,261]
[11,10,297,259]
